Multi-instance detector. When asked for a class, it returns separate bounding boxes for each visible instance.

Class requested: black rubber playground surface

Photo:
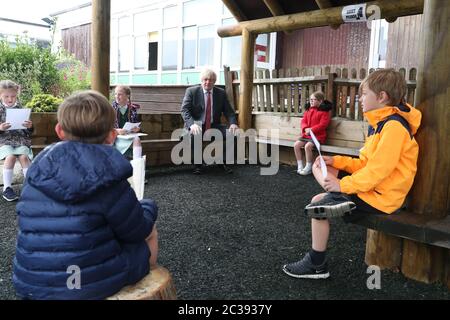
[0,164,449,300]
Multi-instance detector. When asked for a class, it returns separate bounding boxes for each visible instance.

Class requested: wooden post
[91,0,110,98]
[238,28,256,131]
[401,0,450,285]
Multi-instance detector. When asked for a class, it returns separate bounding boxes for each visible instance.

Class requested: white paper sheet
[117,133,148,139]
[309,130,328,178]
[5,108,31,130]
[122,122,141,132]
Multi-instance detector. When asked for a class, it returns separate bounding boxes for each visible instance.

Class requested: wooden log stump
[365,229,402,270]
[107,266,177,300]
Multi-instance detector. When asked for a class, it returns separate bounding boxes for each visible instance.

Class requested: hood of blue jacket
[26,141,132,203]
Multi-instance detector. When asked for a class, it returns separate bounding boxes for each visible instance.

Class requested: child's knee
[305,142,314,151]
[18,155,30,162]
[147,226,158,241]
[311,192,327,203]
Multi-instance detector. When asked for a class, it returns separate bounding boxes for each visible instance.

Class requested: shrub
[51,51,91,98]
[0,38,60,105]
[25,94,63,113]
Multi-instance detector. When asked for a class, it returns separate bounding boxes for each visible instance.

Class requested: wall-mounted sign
[255,44,267,62]
[342,4,367,22]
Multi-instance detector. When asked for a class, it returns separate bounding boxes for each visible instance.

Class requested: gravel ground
[1,164,449,300]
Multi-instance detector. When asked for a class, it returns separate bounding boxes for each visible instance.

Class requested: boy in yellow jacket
[283,69,422,279]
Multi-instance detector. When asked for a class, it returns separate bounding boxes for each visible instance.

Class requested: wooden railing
[224,66,418,121]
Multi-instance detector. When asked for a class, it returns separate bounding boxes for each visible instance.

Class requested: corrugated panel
[280,23,370,71]
[62,23,91,67]
[386,14,422,69]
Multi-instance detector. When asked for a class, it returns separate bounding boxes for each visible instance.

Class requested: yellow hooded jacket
[332,104,422,214]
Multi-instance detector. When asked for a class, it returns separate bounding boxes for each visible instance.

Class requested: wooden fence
[224,66,418,121]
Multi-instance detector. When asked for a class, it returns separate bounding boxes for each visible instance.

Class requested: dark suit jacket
[181,85,237,129]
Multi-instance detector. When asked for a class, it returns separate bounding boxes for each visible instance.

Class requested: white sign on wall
[342,4,367,22]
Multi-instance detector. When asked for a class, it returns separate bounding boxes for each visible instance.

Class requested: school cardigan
[13,141,157,299]
[332,104,422,214]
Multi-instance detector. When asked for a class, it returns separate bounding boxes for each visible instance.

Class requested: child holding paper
[282,69,421,280]
[0,80,33,201]
[112,85,143,159]
[13,90,158,299]
[293,91,332,175]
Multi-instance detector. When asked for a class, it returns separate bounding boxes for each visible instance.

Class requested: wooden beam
[91,0,110,98]
[218,0,424,37]
[263,0,285,16]
[222,0,247,22]
[315,0,341,29]
[238,28,256,131]
[262,0,292,35]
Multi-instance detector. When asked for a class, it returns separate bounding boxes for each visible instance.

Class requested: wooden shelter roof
[223,0,365,21]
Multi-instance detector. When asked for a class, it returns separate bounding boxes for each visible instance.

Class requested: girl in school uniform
[0,80,33,201]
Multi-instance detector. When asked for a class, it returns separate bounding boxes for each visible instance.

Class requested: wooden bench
[253,113,366,163]
[353,210,450,249]
[254,136,360,157]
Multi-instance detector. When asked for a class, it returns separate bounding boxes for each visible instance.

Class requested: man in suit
[181,69,239,174]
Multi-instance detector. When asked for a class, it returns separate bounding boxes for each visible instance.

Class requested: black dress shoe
[222,164,233,174]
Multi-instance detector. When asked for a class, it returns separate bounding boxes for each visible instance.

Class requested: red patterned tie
[205,91,212,131]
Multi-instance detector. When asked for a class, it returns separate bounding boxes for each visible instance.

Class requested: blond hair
[0,80,20,94]
[360,69,406,106]
[114,85,132,101]
[200,69,217,82]
[57,90,116,144]
[311,91,325,102]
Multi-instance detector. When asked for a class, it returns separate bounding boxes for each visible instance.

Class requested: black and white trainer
[282,252,330,279]
[304,192,356,219]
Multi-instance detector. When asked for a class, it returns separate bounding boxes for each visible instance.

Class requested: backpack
[368,113,413,139]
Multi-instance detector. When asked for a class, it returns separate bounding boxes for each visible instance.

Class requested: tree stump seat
[107,265,177,300]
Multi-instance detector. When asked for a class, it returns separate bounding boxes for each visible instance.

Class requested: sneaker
[300,166,312,175]
[2,187,19,202]
[304,192,356,218]
[282,252,330,279]
[296,169,303,175]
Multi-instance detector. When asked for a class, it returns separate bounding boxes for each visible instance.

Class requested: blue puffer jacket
[13,141,157,300]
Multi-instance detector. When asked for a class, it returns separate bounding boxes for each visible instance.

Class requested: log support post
[238,28,256,131]
[91,0,111,98]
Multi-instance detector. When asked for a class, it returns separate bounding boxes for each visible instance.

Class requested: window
[183,0,219,25]
[221,18,241,67]
[163,6,178,28]
[134,35,147,70]
[118,16,132,36]
[198,25,214,66]
[119,36,132,72]
[118,16,132,72]
[183,26,196,69]
[134,10,160,33]
[148,32,159,71]
[162,28,178,71]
